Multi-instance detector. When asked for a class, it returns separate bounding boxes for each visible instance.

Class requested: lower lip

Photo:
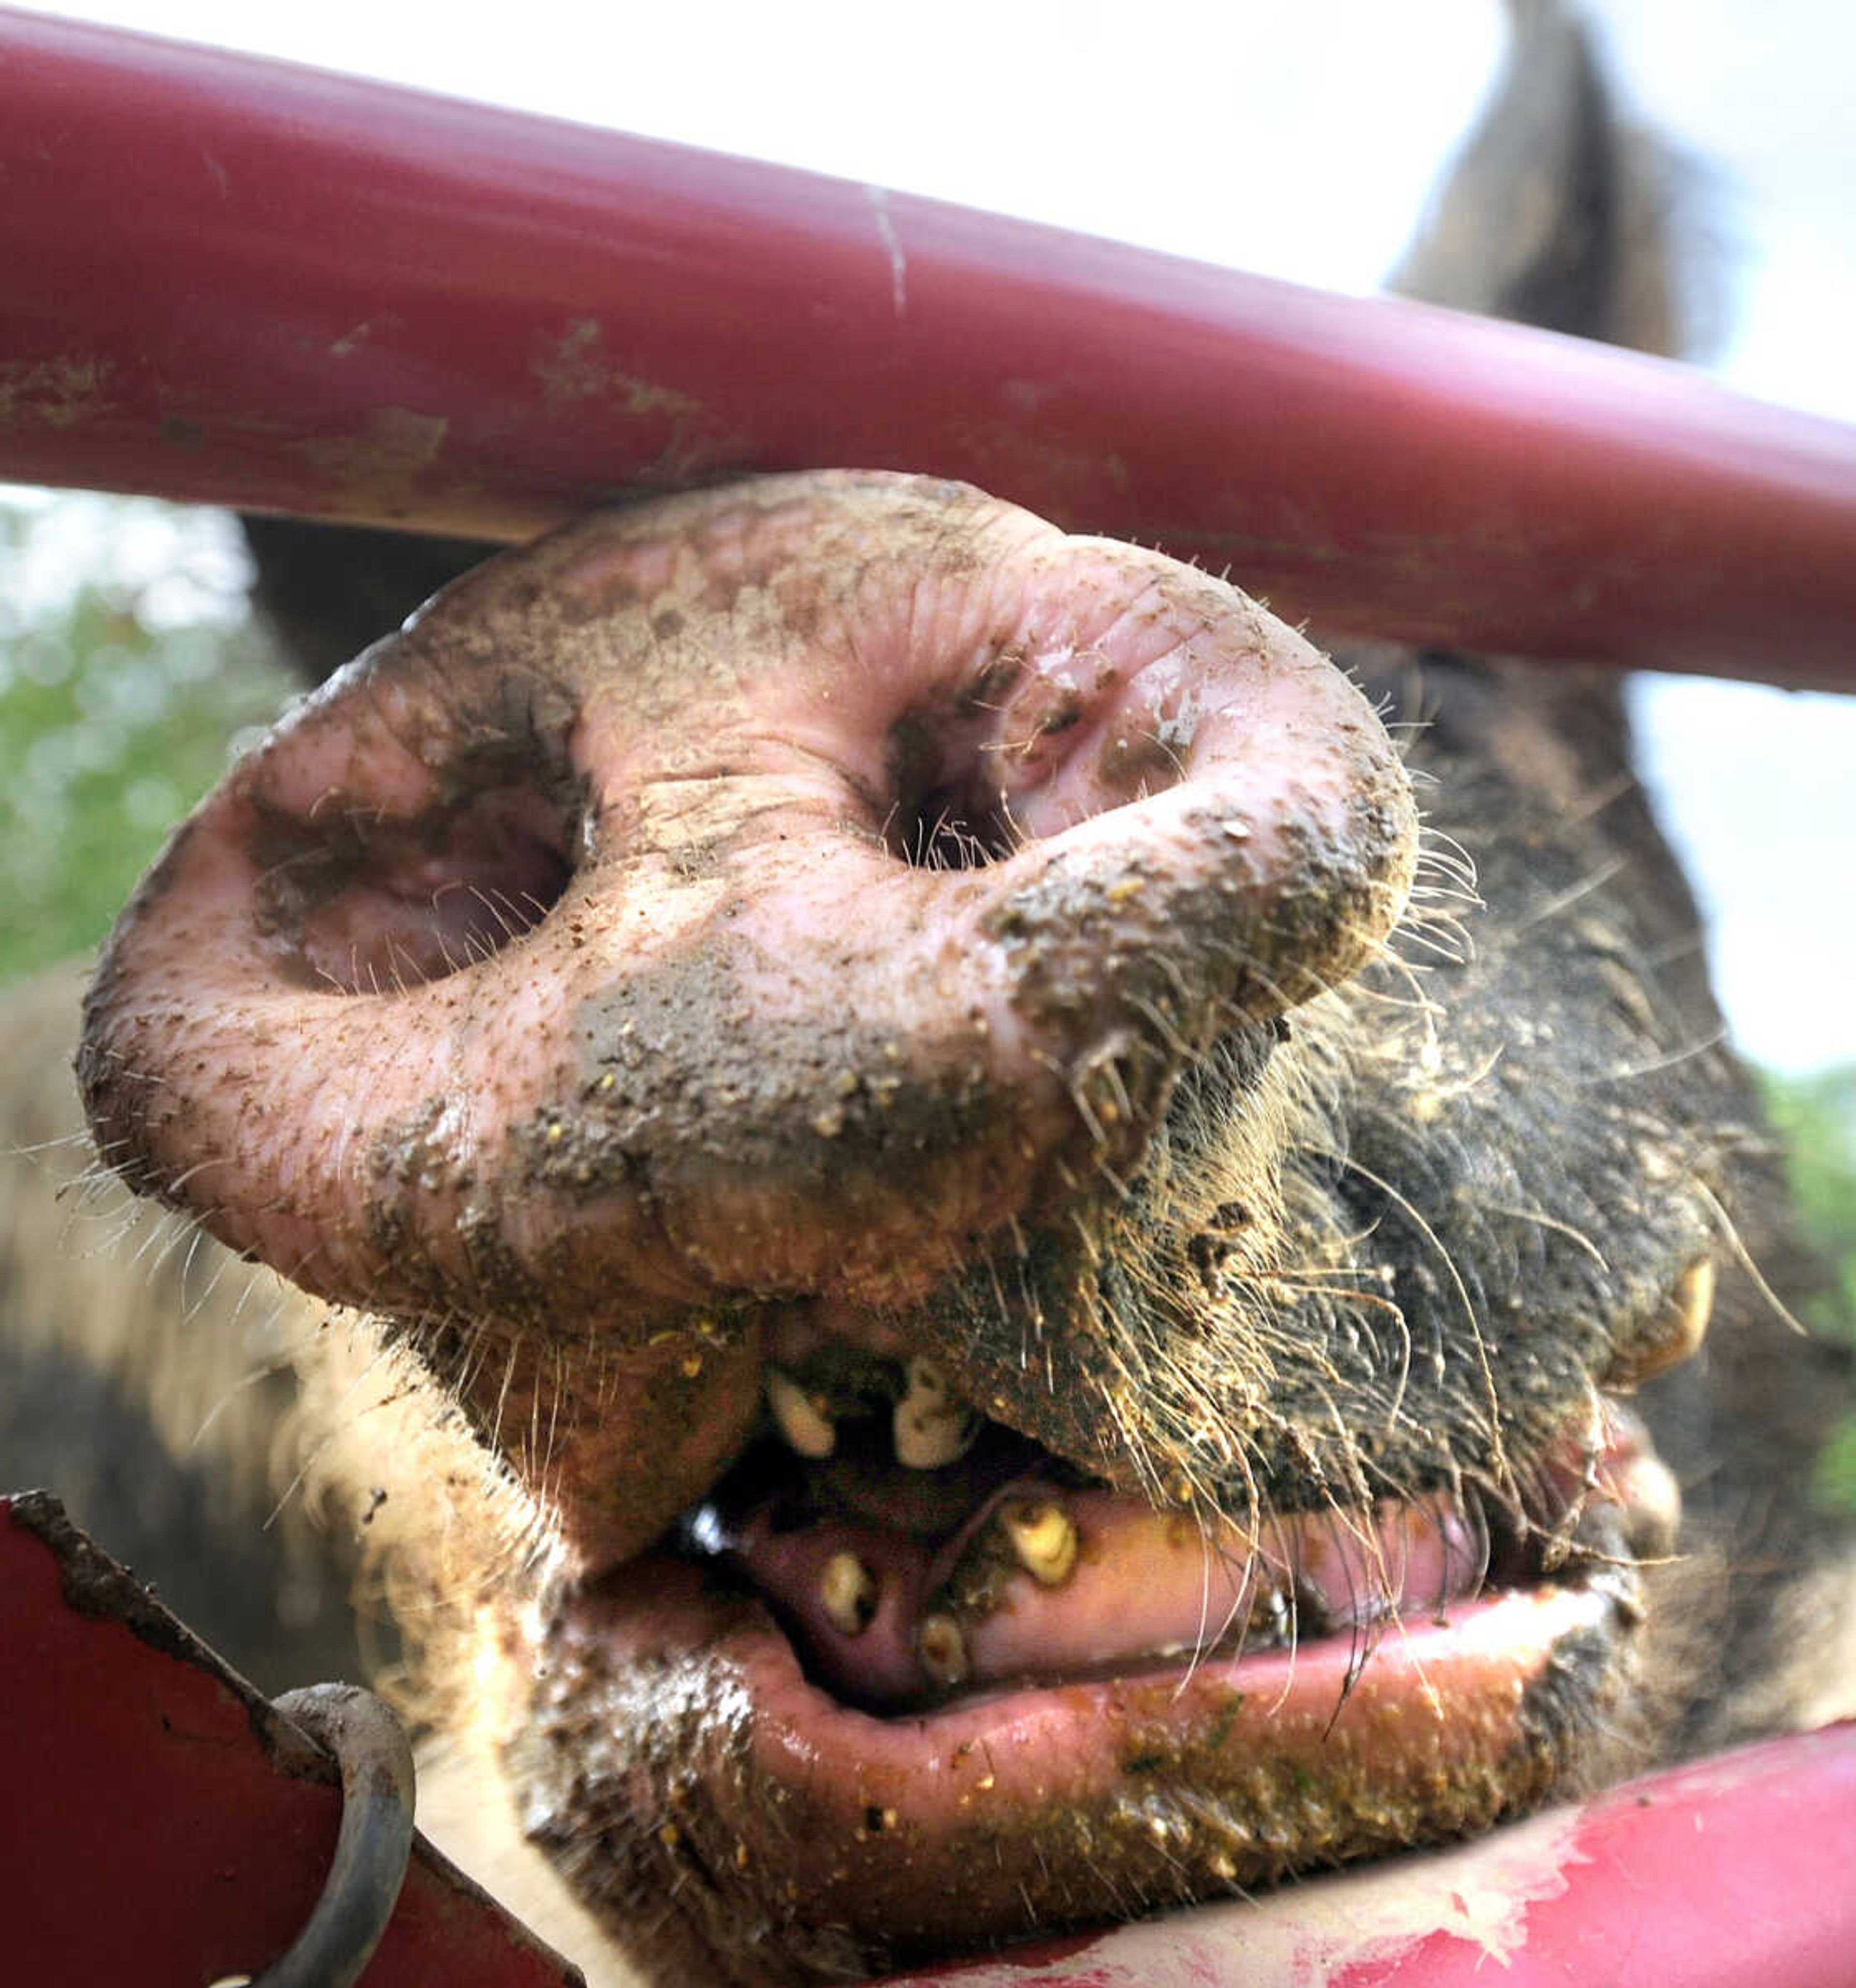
[873,1722,1856,1988]
[558,1554,1627,1954]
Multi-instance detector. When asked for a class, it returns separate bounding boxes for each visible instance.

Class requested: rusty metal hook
[243,1683,416,1988]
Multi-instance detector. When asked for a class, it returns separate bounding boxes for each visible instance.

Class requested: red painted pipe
[1,8,1853,687]
[879,1718,1856,1987]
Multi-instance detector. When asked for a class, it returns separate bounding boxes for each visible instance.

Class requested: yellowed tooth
[819,1551,878,1636]
[1610,1255,1716,1387]
[766,1369,836,1459]
[893,1355,978,1469]
[1652,1255,1715,1371]
[1001,1499,1079,1587]
[917,1611,970,1688]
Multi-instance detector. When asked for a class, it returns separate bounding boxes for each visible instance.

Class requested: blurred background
[3,0,1853,1392]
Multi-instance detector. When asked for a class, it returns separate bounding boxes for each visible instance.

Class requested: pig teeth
[766,1369,836,1459]
[819,1552,879,1636]
[893,1356,979,1469]
[1644,1255,1715,1377]
[1605,1255,1716,1388]
[1251,1581,1291,1645]
[1001,1499,1079,1587]
[917,1611,971,1688]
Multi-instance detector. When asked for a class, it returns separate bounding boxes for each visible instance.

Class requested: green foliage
[1762,1064,1856,1512]
[0,499,294,983]
[1763,1066,1856,1333]
[1819,1419,1856,1520]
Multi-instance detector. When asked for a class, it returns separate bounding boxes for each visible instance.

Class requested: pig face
[81,471,1735,1983]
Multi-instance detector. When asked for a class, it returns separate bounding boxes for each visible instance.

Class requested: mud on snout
[79,472,1726,1982]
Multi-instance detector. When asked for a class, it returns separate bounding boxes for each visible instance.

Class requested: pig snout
[80,472,1415,1565]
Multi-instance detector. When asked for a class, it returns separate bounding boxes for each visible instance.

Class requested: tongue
[729,1486,1488,1710]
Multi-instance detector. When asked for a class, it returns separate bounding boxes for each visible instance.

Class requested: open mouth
[689,1342,1515,1714]
[531,1330,1677,1977]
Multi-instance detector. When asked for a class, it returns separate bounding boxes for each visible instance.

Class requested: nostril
[879,706,1012,872]
[253,781,575,994]
[886,781,1018,871]
[873,600,1242,879]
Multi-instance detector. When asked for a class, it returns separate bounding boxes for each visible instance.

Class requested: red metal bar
[0,1493,583,1988]
[879,1718,1856,1987]
[1,8,1853,687]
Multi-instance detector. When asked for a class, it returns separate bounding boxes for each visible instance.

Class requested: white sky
[13,0,1856,1071]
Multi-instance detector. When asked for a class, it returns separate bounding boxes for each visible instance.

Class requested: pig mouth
[523,1338,1674,1977]
[671,1349,1632,1717]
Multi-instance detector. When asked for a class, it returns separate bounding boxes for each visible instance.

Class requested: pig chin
[77,473,1706,1984]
